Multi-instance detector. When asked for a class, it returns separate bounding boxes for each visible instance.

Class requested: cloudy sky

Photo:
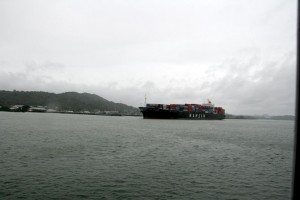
[0,0,297,115]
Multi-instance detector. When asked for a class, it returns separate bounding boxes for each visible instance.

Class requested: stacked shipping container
[146,103,225,115]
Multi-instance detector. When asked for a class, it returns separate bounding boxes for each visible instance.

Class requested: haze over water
[0,112,294,199]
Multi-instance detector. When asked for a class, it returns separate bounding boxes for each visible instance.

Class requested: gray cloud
[0,0,297,115]
[0,51,296,115]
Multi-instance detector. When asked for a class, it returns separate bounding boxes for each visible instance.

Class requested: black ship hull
[139,107,225,120]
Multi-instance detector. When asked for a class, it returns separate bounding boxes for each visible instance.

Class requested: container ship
[139,100,225,120]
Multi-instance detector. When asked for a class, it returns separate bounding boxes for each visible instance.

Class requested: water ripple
[0,113,294,199]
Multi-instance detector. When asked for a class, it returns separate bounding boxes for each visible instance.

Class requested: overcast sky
[0,0,297,115]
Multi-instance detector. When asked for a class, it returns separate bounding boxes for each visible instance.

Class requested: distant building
[28,106,47,112]
[10,105,23,111]
[104,111,121,116]
[95,111,105,115]
[46,109,57,113]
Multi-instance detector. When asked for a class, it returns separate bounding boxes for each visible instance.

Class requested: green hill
[0,90,141,115]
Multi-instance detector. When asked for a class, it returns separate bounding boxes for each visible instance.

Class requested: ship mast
[144,93,147,106]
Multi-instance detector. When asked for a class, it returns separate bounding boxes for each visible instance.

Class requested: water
[0,112,294,199]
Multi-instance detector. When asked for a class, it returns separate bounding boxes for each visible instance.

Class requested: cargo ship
[139,100,225,120]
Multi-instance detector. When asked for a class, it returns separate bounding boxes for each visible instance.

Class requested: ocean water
[0,112,294,199]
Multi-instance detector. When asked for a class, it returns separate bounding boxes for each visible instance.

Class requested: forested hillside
[0,90,140,115]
